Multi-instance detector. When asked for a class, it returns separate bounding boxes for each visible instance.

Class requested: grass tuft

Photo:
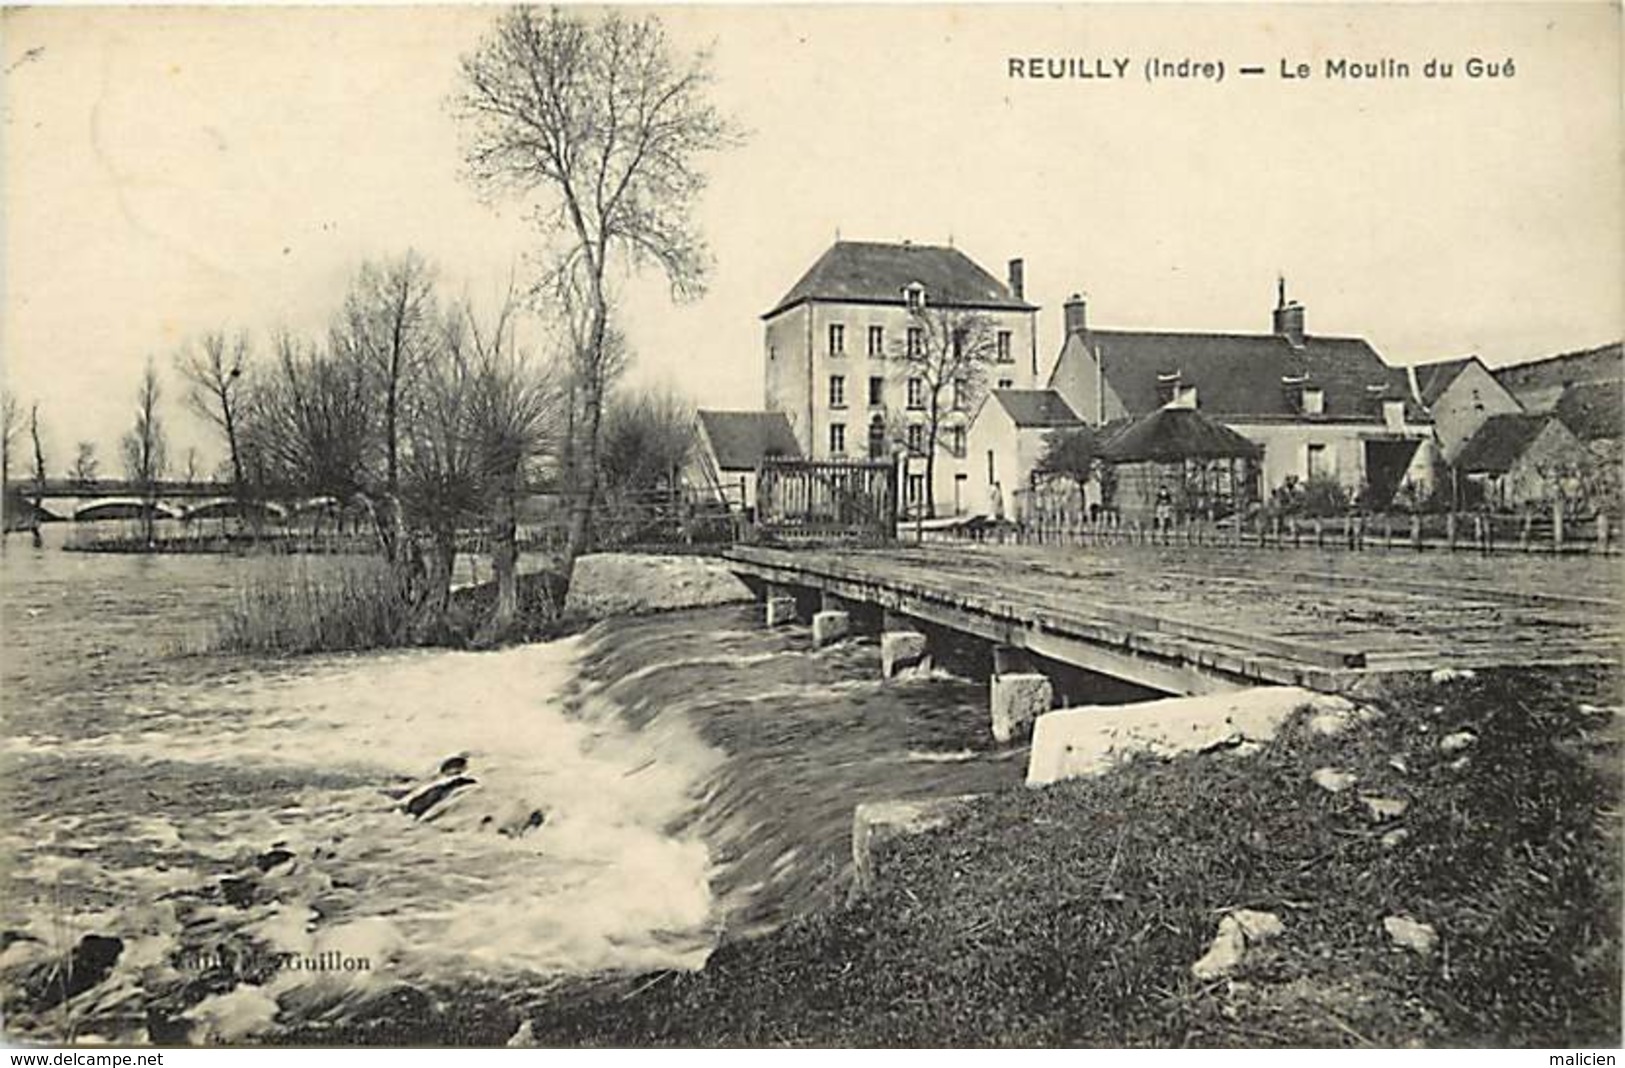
[212,556,413,656]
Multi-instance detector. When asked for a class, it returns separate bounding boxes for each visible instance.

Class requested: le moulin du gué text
[1007,55,1517,83]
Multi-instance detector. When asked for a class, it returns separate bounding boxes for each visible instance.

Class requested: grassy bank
[509,666,1620,1047]
[212,557,572,655]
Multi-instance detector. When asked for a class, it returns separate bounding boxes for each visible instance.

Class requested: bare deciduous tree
[29,403,45,546]
[334,253,438,559]
[244,330,375,509]
[69,441,99,486]
[120,360,168,546]
[890,303,1000,517]
[176,330,252,498]
[454,6,740,565]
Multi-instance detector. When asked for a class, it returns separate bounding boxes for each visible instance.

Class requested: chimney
[1007,258,1025,301]
[1063,293,1088,338]
[1272,277,1306,348]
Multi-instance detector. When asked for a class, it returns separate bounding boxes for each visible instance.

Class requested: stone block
[812,610,850,647]
[990,672,1053,744]
[765,595,798,627]
[881,630,930,678]
[1026,686,1354,787]
[850,795,980,895]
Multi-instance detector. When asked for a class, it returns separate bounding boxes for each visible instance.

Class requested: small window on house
[986,449,996,483]
[906,424,923,454]
[828,323,845,356]
[829,422,846,455]
[996,331,1013,363]
[997,378,1014,390]
[907,472,925,504]
[867,326,884,357]
[904,283,925,311]
[868,376,884,407]
[951,426,966,456]
[953,378,968,410]
[907,327,924,357]
[1302,387,1325,416]
[1306,442,1329,479]
[907,377,925,409]
[828,374,846,409]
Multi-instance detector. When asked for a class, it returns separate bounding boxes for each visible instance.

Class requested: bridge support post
[765,584,799,627]
[990,672,1053,744]
[812,610,851,648]
[881,630,930,678]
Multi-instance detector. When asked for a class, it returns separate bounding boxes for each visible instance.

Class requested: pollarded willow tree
[453,6,741,564]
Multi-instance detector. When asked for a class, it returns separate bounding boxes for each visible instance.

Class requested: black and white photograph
[1,1,1620,1051]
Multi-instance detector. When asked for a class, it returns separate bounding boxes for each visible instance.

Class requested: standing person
[1155,482,1173,543]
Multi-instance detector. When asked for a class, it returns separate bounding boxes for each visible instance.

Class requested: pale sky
[3,3,1620,473]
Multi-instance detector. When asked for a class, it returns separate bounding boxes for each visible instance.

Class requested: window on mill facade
[907,377,924,409]
[868,325,884,357]
[829,374,846,408]
[829,323,845,356]
[829,422,846,455]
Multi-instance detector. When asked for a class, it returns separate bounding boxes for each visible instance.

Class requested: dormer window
[1383,399,1405,430]
[1156,370,1182,408]
[1302,387,1326,416]
[903,282,926,311]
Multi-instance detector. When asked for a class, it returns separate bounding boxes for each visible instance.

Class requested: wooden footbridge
[723,542,1622,697]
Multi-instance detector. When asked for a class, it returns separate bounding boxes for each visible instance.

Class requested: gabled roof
[1412,356,1482,407]
[1454,413,1554,474]
[1064,328,1424,422]
[1494,342,1623,403]
[764,240,1036,319]
[1099,406,1263,462]
[696,410,802,471]
[991,389,1082,429]
[1553,380,1623,442]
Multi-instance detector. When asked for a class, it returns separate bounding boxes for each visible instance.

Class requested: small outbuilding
[1098,406,1264,525]
[1454,412,1588,510]
[689,410,803,512]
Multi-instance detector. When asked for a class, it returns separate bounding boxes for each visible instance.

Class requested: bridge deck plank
[725,542,1620,687]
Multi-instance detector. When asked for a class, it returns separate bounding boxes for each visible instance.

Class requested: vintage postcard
[1,1,1620,1052]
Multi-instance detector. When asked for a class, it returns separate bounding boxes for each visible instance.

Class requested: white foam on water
[5,634,728,1007]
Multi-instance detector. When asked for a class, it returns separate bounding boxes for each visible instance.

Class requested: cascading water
[1,548,1027,1043]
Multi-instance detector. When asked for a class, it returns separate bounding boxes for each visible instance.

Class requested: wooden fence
[755,458,897,543]
[935,507,1619,555]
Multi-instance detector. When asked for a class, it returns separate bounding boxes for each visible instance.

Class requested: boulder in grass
[1191,910,1284,980]
[1384,915,1439,957]
[1311,767,1358,794]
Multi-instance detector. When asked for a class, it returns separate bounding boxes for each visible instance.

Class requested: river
[0,533,1025,1043]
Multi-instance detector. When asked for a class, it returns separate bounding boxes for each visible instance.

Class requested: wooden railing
[755,458,898,543]
[931,509,1620,555]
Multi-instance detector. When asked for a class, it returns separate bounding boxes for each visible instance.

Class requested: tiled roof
[1099,406,1264,462]
[1553,380,1623,442]
[696,410,802,471]
[1076,329,1423,422]
[1494,342,1623,408]
[764,240,1035,319]
[992,389,1083,429]
[1412,356,1480,407]
[1454,413,1551,474]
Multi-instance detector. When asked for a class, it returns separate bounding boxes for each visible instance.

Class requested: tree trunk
[412,528,456,643]
[564,300,609,566]
[485,480,520,640]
